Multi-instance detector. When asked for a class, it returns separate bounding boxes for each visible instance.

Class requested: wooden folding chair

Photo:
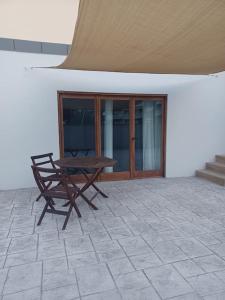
[31,166,96,230]
[31,153,56,202]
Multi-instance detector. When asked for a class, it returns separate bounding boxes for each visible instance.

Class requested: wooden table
[54,156,117,201]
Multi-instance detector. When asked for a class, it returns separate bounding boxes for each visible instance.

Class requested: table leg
[81,169,108,198]
[63,168,102,210]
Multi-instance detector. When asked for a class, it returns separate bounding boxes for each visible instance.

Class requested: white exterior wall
[166,75,225,177]
[0,51,225,189]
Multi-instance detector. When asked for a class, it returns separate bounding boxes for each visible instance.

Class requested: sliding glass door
[101,99,130,176]
[134,99,163,176]
[58,92,166,180]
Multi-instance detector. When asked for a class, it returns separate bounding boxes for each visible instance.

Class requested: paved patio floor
[1,177,225,299]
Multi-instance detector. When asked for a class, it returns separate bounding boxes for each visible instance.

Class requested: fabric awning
[59,0,225,75]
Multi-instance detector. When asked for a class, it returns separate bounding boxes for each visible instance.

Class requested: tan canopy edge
[59,0,225,74]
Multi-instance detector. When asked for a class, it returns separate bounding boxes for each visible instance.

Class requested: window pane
[63,98,96,158]
[135,100,162,171]
[101,100,129,172]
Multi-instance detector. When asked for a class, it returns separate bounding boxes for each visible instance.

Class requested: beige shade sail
[59,0,225,74]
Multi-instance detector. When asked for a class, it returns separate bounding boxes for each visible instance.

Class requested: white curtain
[104,100,113,172]
[142,102,161,170]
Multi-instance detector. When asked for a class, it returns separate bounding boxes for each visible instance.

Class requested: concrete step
[216,155,225,164]
[206,162,225,175]
[196,169,225,186]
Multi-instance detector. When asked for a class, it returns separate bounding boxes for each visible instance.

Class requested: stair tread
[197,169,225,179]
[216,155,225,162]
[216,155,225,158]
[197,154,225,186]
[207,162,225,167]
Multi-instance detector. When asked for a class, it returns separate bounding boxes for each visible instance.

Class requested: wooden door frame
[57,91,167,181]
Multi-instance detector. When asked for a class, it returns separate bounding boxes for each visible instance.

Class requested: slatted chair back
[31,153,57,202]
[31,166,73,198]
[31,153,56,169]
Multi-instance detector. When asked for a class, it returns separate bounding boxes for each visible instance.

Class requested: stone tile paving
[2,177,225,299]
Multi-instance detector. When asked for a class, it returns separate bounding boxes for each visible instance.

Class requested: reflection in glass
[101,100,129,172]
[135,101,162,171]
[63,99,95,158]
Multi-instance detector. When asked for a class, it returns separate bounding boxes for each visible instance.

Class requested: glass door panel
[101,100,130,173]
[135,100,162,171]
[63,98,96,158]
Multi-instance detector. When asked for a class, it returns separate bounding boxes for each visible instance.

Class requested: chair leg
[47,197,55,210]
[36,193,55,205]
[73,202,81,218]
[62,205,73,230]
[36,193,42,202]
[37,202,48,226]
[37,197,55,226]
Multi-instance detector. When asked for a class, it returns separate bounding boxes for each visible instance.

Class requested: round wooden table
[54,156,117,200]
